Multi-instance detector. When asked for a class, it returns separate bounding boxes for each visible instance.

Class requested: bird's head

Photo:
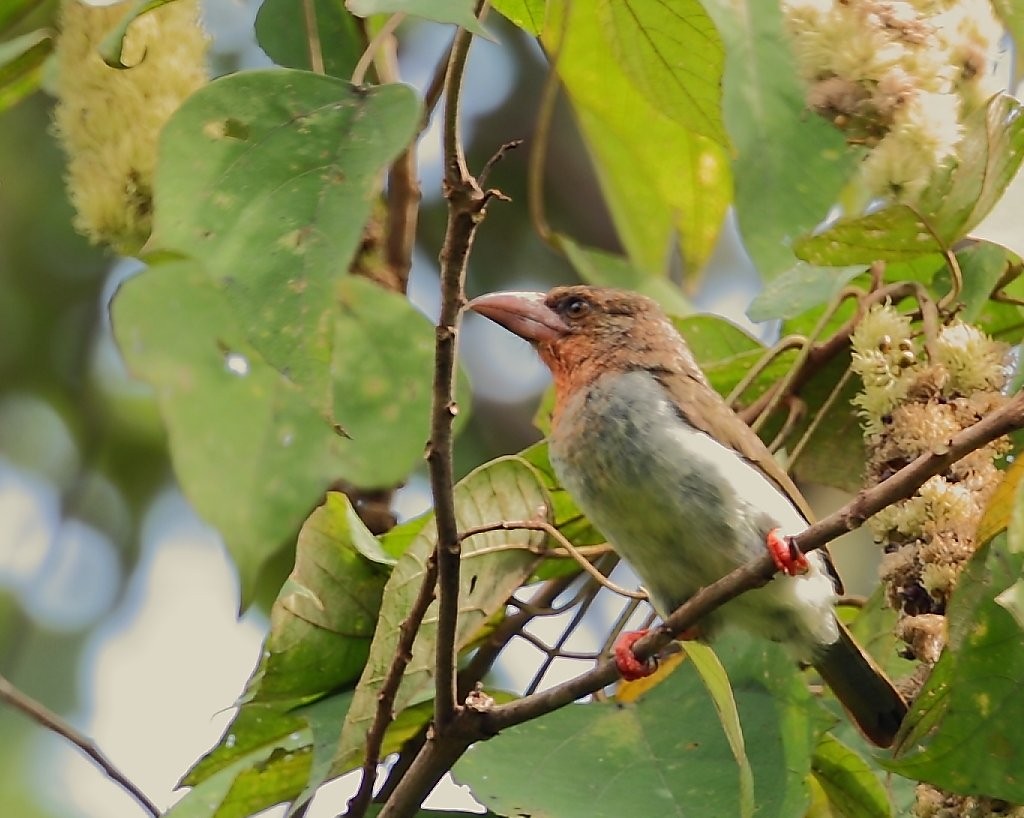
[468,285,700,392]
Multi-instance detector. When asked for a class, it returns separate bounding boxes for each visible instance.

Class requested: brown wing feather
[654,368,844,593]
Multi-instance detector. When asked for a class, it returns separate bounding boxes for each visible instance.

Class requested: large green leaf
[886,476,1024,801]
[0,29,50,112]
[747,263,867,323]
[171,494,400,818]
[596,0,727,146]
[113,259,353,597]
[247,492,393,702]
[492,0,545,35]
[167,695,350,818]
[703,0,857,279]
[455,633,814,818]
[811,733,892,818]
[332,457,549,775]
[153,70,420,408]
[674,314,795,402]
[255,0,363,78]
[347,0,488,37]
[796,95,1024,266]
[549,0,731,278]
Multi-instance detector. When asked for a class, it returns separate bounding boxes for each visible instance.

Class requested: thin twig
[0,674,160,818]
[374,30,421,294]
[517,630,600,662]
[461,519,644,599]
[525,575,604,695]
[351,13,406,87]
[301,0,324,75]
[737,281,918,426]
[726,335,806,409]
[766,395,806,454]
[344,555,439,818]
[528,49,563,249]
[478,139,524,188]
[788,366,854,466]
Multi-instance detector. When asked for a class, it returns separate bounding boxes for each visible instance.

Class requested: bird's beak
[466,291,570,344]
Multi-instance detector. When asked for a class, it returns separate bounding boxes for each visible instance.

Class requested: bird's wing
[654,368,845,592]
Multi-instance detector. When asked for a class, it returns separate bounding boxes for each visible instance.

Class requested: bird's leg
[766,528,809,576]
[612,627,700,681]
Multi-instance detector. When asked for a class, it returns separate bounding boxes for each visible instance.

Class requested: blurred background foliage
[0,4,635,815]
[3,0,1024,815]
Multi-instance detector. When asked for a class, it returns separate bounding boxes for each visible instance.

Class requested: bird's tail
[812,619,907,748]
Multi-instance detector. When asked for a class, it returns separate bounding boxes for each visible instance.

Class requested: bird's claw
[767,528,809,576]
[613,629,658,680]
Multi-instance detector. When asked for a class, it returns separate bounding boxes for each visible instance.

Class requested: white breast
[550,369,839,653]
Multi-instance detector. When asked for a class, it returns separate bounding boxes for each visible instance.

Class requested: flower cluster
[851,303,1009,628]
[783,0,1003,202]
[52,0,209,254]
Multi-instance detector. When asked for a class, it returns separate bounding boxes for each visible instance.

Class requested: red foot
[767,527,809,576]
[614,630,657,681]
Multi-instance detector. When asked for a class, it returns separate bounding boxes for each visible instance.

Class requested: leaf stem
[301,0,324,75]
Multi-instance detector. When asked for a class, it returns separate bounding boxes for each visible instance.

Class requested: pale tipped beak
[466,291,570,344]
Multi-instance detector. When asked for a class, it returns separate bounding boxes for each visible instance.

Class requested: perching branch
[373,388,1024,814]
[0,673,160,818]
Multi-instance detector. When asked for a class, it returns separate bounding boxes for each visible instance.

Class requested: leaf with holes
[153,71,421,406]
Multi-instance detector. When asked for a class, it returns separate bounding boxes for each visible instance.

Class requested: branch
[374,389,1024,811]
[429,13,485,738]
[0,673,160,817]
[345,552,439,818]
[483,388,1024,730]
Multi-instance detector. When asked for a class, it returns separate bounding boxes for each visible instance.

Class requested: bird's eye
[562,297,591,319]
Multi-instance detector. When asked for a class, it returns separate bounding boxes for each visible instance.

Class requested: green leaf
[886,481,1024,800]
[113,259,353,599]
[796,95,1024,266]
[0,0,44,35]
[0,29,50,112]
[970,163,1024,262]
[560,235,693,316]
[747,263,866,323]
[168,695,349,818]
[491,0,545,35]
[684,642,754,818]
[332,457,549,776]
[98,0,176,68]
[153,71,420,408]
[247,493,392,702]
[944,242,1015,323]
[596,0,727,146]
[702,0,857,279]
[991,0,1024,58]
[549,0,730,278]
[673,314,794,401]
[455,633,813,818]
[255,0,363,77]
[811,733,892,818]
[346,0,489,37]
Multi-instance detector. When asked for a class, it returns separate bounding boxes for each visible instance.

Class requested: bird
[468,285,907,747]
